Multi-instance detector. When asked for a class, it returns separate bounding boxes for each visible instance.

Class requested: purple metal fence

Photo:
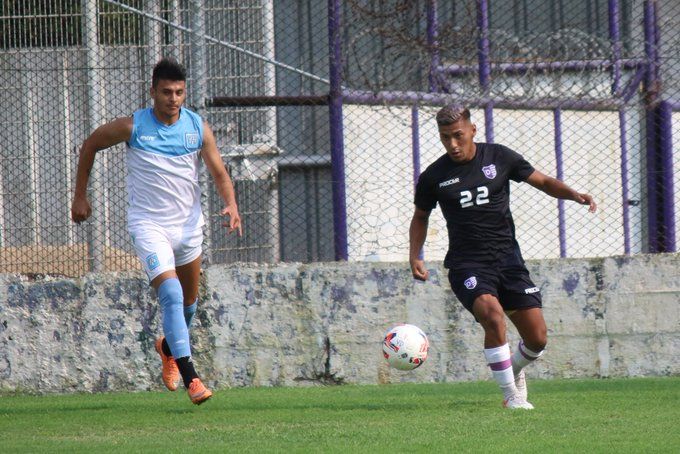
[326,0,675,258]
[207,0,676,260]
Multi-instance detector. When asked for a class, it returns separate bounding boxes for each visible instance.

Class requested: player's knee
[158,277,184,310]
[536,334,547,352]
[481,315,506,336]
[538,328,548,350]
[473,296,506,334]
[526,329,547,352]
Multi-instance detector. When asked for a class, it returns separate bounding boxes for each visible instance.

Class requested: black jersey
[414,143,535,266]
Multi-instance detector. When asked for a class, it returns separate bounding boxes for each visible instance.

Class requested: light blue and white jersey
[126,107,205,228]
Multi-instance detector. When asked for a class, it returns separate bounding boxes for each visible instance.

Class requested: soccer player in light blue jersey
[71,58,242,405]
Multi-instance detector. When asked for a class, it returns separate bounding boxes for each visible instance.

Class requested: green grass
[1,377,678,453]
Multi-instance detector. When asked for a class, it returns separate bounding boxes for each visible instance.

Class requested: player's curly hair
[436,105,471,126]
[152,58,186,87]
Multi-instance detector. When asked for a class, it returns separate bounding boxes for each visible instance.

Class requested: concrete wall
[1,255,678,393]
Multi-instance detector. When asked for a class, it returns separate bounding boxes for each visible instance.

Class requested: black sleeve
[414,171,437,211]
[503,146,535,182]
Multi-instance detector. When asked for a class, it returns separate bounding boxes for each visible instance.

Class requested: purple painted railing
[643,0,675,252]
[439,58,644,77]
[328,0,348,260]
[609,0,631,254]
[553,108,567,257]
[659,101,676,250]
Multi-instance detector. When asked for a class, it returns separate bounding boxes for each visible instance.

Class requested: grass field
[1,377,678,453]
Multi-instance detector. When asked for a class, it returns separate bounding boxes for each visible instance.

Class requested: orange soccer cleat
[187,378,213,405]
[155,337,180,391]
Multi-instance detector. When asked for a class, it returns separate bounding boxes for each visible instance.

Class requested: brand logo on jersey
[146,253,160,271]
[439,177,460,188]
[482,164,497,179]
[524,286,540,294]
[139,135,156,141]
[185,132,200,148]
[464,276,477,289]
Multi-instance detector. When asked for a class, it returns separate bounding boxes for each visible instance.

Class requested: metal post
[411,105,424,261]
[654,1,675,252]
[643,0,661,252]
[189,0,212,265]
[83,0,106,272]
[62,54,75,246]
[484,103,494,143]
[618,110,631,254]
[22,69,38,246]
[426,0,439,92]
[658,101,676,251]
[609,0,631,254]
[421,0,437,261]
[554,108,567,258]
[411,106,421,192]
[263,0,277,142]
[168,0,182,61]
[476,0,491,93]
[476,0,494,142]
[608,0,622,94]
[328,0,348,260]
[644,0,675,252]
[263,0,280,262]
[144,0,162,68]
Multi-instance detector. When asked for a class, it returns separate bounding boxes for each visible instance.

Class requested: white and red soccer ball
[382,323,429,370]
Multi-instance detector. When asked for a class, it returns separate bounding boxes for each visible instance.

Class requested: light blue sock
[158,278,191,359]
[184,299,197,329]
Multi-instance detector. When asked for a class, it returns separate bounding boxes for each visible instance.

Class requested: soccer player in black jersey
[410,105,596,409]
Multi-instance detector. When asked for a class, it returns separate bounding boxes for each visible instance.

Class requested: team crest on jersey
[482,164,497,179]
[146,253,160,271]
[184,132,200,148]
[464,276,477,289]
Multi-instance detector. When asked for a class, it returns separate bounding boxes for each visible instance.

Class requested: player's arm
[525,170,597,213]
[409,207,431,281]
[201,122,242,236]
[71,117,133,223]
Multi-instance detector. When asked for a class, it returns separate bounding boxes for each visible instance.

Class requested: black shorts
[447,262,542,315]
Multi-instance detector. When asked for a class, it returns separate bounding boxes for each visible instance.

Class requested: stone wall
[1,255,678,393]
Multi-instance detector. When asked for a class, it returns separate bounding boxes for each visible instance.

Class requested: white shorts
[129,222,203,281]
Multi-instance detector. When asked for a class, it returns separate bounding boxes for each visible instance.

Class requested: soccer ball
[382,324,429,370]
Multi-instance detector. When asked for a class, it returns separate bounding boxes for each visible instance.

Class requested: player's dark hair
[436,105,471,126]
[152,58,186,87]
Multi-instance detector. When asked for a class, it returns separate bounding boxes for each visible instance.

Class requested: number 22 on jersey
[460,186,489,208]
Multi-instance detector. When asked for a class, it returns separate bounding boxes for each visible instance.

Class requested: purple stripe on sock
[519,341,537,362]
[489,359,512,371]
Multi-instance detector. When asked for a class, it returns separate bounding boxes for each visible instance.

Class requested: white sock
[484,344,517,400]
[511,340,544,376]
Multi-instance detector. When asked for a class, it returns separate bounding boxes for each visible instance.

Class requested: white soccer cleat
[503,394,534,410]
[514,369,527,401]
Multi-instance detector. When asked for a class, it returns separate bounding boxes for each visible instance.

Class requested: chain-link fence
[0,0,678,276]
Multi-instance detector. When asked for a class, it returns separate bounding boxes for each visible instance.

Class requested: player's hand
[71,196,92,223]
[575,193,597,213]
[221,205,242,236]
[410,258,429,281]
